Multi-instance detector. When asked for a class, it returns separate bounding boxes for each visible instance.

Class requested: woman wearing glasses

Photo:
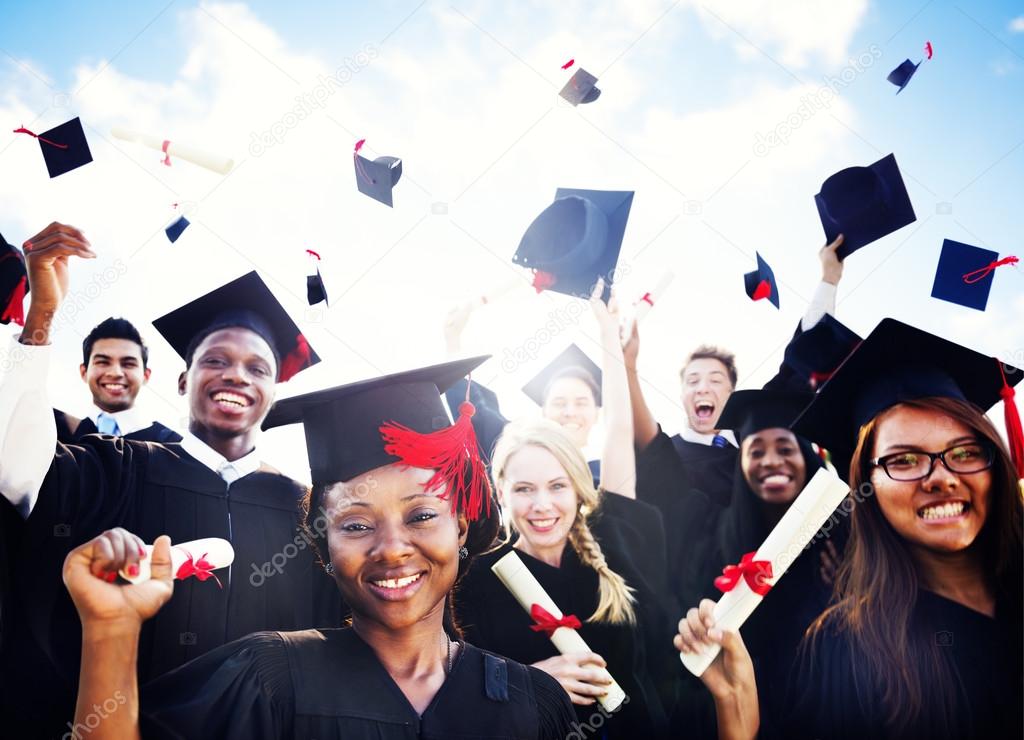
[778,319,1024,739]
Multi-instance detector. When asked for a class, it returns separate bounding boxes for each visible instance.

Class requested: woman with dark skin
[61,362,576,739]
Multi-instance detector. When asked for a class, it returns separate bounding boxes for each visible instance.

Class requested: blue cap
[559,68,601,106]
[930,239,1000,312]
[513,188,633,302]
[307,267,329,306]
[354,154,402,207]
[28,117,93,178]
[743,252,780,309]
[165,216,190,244]
[522,343,602,407]
[814,153,917,259]
[887,59,920,93]
[782,314,862,388]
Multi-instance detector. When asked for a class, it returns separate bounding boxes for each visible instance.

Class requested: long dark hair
[806,396,1023,735]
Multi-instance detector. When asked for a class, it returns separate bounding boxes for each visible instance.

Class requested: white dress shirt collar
[180,430,262,482]
[678,425,738,448]
[87,405,150,436]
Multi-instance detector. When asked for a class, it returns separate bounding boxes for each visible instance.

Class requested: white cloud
[1009,15,1024,33]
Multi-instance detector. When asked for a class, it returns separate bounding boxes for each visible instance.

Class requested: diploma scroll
[679,468,850,676]
[120,537,235,586]
[111,127,234,175]
[633,271,675,323]
[492,551,627,711]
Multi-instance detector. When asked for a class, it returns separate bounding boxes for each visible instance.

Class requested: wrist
[713,685,759,736]
[822,272,841,286]
[82,617,143,643]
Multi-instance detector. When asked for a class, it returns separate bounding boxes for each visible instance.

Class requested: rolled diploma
[633,271,675,323]
[110,126,234,175]
[119,538,235,585]
[491,551,627,712]
[680,468,850,676]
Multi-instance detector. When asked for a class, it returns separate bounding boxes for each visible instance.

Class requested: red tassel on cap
[1,276,26,327]
[532,270,557,293]
[379,393,491,522]
[997,359,1024,480]
[561,58,575,70]
[279,333,311,382]
[751,279,772,302]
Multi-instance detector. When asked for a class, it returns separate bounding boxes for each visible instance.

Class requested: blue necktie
[711,434,730,448]
[96,413,121,436]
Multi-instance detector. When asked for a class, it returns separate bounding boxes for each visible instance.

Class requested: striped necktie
[711,434,730,448]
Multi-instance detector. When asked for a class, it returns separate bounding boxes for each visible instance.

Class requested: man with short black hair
[54,316,180,442]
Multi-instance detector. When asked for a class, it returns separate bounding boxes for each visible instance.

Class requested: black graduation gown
[0,436,342,738]
[53,408,183,444]
[139,627,576,739]
[783,590,1023,739]
[455,493,678,739]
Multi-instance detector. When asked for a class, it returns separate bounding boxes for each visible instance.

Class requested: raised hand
[589,277,621,339]
[532,651,612,705]
[819,234,845,286]
[21,222,94,344]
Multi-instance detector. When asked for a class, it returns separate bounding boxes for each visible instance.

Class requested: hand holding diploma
[119,537,234,587]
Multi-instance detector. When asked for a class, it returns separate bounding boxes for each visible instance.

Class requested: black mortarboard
[262,356,492,520]
[743,252,780,309]
[152,271,320,382]
[521,343,602,407]
[782,314,862,387]
[165,216,190,244]
[354,153,402,207]
[814,153,916,259]
[0,232,29,326]
[717,389,814,443]
[887,59,920,93]
[513,188,633,302]
[930,239,1001,312]
[792,318,1022,474]
[16,117,93,178]
[559,68,601,106]
[307,268,328,306]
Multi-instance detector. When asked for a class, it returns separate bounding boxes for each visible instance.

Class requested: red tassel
[751,279,772,301]
[997,360,1024,479]
[279,333,311,382]
[1,276,26,326]
[561,58,575,70]
[925,41,933,60]
[379,400,491,522]
[13,126,69,149]
[532,270,557,293]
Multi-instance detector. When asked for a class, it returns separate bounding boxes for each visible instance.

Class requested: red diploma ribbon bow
[713,551,773,597]
[529,604,582,636]
[962,256,1018,284]
[639,292,654,306]
[13,126,68,149]
[175,552,223,589]
[161,140,172,167]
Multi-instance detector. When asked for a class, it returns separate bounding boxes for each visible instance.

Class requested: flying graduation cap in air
[353,139,403,207]
[13,117,93,178]
[743,252,780,309]
[930,238,1018,312]
[887,59,920,93]
[558,59,601,106]
[306,249,329,307]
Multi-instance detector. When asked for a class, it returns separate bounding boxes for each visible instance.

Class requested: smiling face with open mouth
[681,358,734,434]
[542,376,599,449]
[500,444,579,567]
[325,464,467,631]
[870,405,991,555]
[80,338,151,413]
[741,427,807,504]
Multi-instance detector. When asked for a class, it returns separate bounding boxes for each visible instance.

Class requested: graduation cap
[930,239,1014,312]
[262,356,492,520]
[152,271,320,383]
[521,343,602,407]
[14,118,93,178]
[353,139,402,207]
[782,314,862,388]
[305,249,329,306]
[792,318,1024,478]
[513,188,633,302]
[814,153,916,260]
[887,59,920,93]
[559,68,601,106]
[0,232,28,326]
[743,252,780,309]
[717,389,814,443]
[165,216,190,244]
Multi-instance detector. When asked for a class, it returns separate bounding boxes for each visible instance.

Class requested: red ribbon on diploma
[714,551,773,597]
[529,604,582,636]
[639,292,654,306]
[161,140,172,167]
[176,552,223,589]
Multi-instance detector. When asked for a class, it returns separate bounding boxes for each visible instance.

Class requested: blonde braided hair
[491,419,636,625]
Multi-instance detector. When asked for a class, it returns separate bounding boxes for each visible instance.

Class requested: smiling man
[52,317,181,443]
[0,222,339,738]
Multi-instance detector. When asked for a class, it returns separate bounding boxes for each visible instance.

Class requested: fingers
[562,679,606,705]
[575,651,607,669]
[828,233,845,249]
[150,536,173,584]
[25,222,89,248]
[589,277,605,303]
[90,528,147,581]
[676,606,711,654]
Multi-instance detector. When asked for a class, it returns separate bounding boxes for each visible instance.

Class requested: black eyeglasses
[871,442,995,482]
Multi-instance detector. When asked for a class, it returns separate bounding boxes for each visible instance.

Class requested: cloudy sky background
[2,0,1022,482]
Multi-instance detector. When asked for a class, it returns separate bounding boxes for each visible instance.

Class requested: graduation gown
[0,436,342,738]
[783,590,1023,739]
[455,493,678,739]
[53,408,182,443]
[139,627,576,739]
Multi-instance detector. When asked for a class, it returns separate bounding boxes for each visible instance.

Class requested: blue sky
[1,1,1022,480]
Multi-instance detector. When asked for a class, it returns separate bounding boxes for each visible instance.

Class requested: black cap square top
[559,68,601,106]
[521,343,602,407]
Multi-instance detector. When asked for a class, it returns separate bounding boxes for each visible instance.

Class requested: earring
[458,546,469,560]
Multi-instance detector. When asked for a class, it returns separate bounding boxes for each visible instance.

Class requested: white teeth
[762,474,791,485]
[920,502,966,520]
[213,391,250,407]
[530,518,558,528]
[372,573,422,589]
